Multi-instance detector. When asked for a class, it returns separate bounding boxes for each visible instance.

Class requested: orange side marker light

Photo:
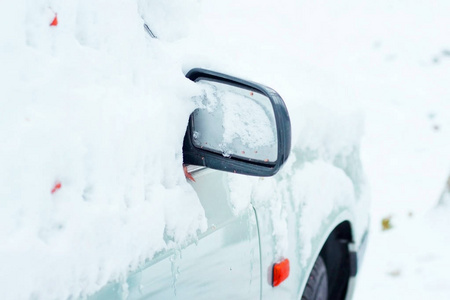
[272,258,290,287]
[51,181,62,194]
[50,14,58,26]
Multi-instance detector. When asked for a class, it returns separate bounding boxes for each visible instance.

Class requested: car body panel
[90,164,368,300]
[90,169,261,300]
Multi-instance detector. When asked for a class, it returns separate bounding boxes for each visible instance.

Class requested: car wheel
[301,256,328,300]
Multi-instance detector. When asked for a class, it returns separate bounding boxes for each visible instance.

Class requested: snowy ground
[1,0,450,299]
[346,1,450,298]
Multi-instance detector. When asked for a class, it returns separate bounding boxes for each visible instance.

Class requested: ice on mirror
[192,131,200,140]
[192,80,278,162]
[218,143,232,158]
[221,90,275,149]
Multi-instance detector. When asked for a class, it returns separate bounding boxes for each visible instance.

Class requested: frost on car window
[191,80,277,162]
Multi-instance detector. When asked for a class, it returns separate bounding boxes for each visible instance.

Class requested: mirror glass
[191,80,278,163]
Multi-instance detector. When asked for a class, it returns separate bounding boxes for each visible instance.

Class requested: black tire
[301,256,328,300]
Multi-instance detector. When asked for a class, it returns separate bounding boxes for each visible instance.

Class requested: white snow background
[1,0,450,299]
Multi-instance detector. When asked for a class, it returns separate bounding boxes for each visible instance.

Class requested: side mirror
[183,68,291,177]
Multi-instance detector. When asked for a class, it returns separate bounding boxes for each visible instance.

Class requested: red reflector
[272,258,290,287]
[51,181,62,194]
[50,14,58,27]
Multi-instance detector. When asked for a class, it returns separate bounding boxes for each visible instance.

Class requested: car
[90,68,369,300]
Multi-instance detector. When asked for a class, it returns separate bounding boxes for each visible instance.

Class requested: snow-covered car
[90,69,369,300]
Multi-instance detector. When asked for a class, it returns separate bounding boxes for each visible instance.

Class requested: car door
[131,168,261,299]
[90,168,261,300]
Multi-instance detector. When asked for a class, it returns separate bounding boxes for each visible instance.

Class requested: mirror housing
[183,68,291,177]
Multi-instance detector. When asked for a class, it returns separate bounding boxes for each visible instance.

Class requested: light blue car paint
[90,163,368,300]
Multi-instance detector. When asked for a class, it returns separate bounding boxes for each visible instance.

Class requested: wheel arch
[297,214,356,300]
[319,220,354,300]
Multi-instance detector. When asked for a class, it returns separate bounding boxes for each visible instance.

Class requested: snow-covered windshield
[192,80,277,162]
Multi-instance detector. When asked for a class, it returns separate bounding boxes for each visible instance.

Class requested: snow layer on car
[0,0,367,299]
[0,1,208,299]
